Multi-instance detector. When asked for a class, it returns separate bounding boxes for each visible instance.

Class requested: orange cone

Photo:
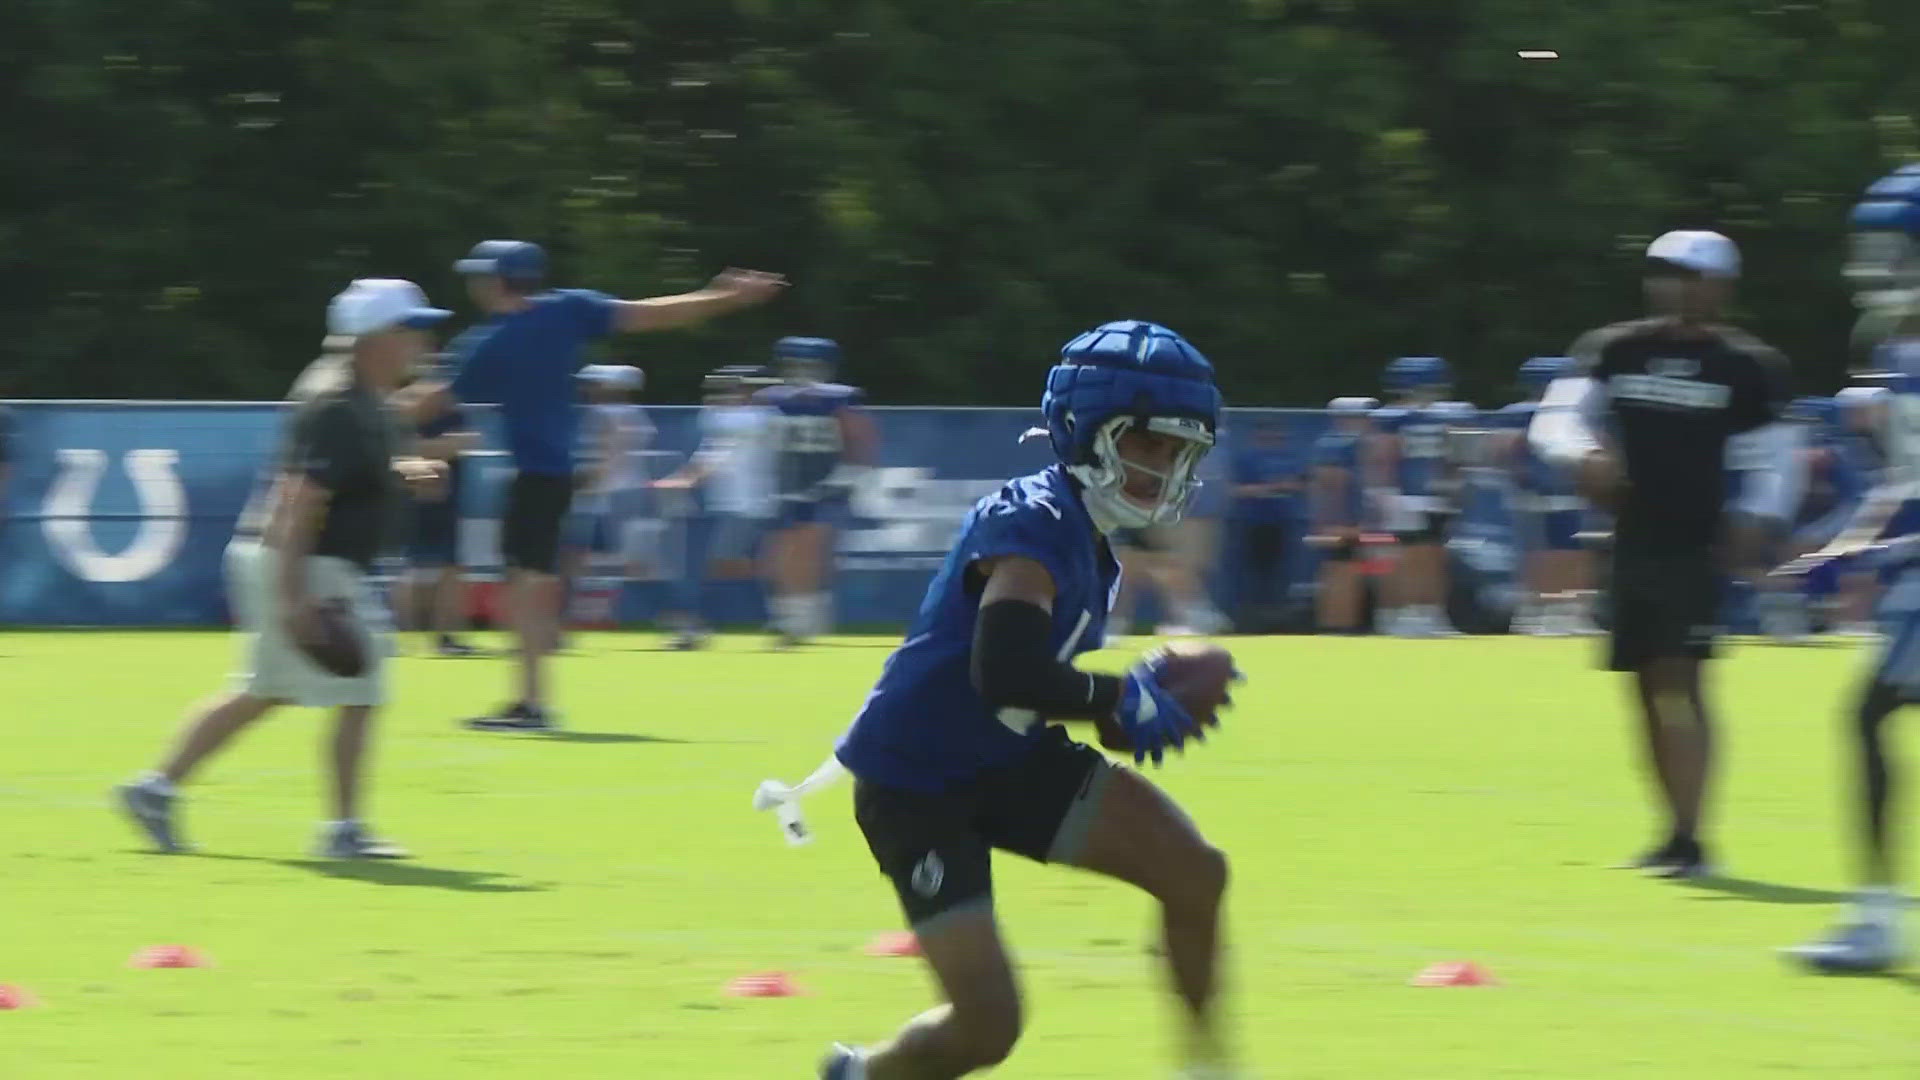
[130,945,210,970]
[864,931,921,957]
[0,985,37,1010]
[724,972,803,998]
[1410,961,1498,987]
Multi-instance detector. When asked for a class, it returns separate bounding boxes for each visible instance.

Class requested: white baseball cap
[327,278,452,336]
[577,364,645,390]
[1646,230,1741,279]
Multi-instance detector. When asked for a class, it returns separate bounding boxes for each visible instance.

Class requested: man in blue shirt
[819,321,1242,1080]
[1307,398,1376,632]
[416,240,784,730]
[1228,415,1304,630]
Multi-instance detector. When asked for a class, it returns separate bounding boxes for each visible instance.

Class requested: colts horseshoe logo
[41,448,188,583]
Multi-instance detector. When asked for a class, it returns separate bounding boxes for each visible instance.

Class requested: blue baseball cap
[453,240,548,282]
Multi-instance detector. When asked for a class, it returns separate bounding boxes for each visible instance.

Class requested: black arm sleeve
[970,599,1122,720]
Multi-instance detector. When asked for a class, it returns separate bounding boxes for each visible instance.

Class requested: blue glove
[1117,657,1201,767]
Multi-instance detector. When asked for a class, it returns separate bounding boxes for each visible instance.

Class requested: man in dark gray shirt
[116,279,449,860]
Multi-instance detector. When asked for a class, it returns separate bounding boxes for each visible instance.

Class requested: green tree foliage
[2,0,1916,404]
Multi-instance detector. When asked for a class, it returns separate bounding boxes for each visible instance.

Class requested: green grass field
[3,629,1917,1078]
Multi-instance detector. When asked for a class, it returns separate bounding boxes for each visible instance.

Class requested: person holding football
[115,279,450,859]
[820,322,1242,1080]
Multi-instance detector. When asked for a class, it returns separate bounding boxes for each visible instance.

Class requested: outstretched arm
[612,268,787,333]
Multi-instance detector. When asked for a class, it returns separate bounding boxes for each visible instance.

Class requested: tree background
[3,0,1916,405]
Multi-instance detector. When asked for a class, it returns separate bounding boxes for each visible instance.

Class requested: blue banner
[0,401,1524,629]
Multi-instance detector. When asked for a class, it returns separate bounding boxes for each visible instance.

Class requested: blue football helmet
[773,336,841,384]
[1383,356,1451,398]
[1042,320,1222,530]
[1518,355,1570,393]
[1848,165,1920,315]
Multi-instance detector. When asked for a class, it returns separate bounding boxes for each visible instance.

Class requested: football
[1149,640,1238,728]
[294,599,368,678]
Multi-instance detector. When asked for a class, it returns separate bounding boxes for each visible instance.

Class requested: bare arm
[265,474,329,612]
[415,430,478,462]
[612,269,787,334]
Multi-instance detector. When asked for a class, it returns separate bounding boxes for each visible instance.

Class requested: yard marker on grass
[724,972,803,998]
[1410,961,1498,987]
[130,945,210,969]
[752,754,849,846]
[0,985,37,1010]
[864,931,921,958]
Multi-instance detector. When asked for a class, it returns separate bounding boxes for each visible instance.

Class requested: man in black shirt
[1530,231,1796,879]
[115,279,449,859]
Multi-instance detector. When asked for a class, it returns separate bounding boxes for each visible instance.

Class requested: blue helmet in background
[1518,355,1570,393]
[1848,165,1920,315]
[773,336,840,384]
[1042,320,1221,530]
[1383,356,1451,396]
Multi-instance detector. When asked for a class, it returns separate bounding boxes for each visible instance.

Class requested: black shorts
[1394,512,1450,545]
[853,728,1115,929]
[1607,549,1724,671]
[502,473,574,574]
[406,498,459,566]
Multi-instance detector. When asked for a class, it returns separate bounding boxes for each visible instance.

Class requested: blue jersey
[759,382,862,500]
[836,465,1120,793]
[1310,432,1364,525]
[446,289,617,476]
[1374,406,1446,496]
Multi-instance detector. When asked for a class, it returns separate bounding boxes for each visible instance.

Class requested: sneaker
[315,821,411,860]
[436,636,484,658]
[819,1043,868,1080]
[115,780,189,854]
[669,630,708,651]
[1643,838,1716,880]
[1617,836,1685,870]
[464,703,557,732]
[1784,920,1901,974]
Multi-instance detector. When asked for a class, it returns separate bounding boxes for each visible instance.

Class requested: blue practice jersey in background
[836,465,1120,793]
[760,382,863,500]
[1374,406,1446,497]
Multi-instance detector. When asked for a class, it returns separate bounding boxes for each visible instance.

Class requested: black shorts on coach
[852,727,1114,929]
[502,472,574,574]
[1606,548,1724,671]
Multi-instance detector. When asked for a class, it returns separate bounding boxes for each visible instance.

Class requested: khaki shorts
[226,539,390,708]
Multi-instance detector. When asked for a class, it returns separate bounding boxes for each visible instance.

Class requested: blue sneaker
[819,1044,867,1080]
[1784,921,1901,973]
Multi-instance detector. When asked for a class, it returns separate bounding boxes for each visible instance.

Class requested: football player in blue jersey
[758,337,878,646]
[1500,357,1593,636]
[1307,397,1377,632]
[1784,166,1920,972]
[821,322,1239,1080]
[1369,356,1455,636]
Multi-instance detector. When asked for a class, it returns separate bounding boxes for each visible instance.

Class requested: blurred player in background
[1308,397,1376,632]
[1501,356,1594,636]
[116,279,450,859]
[561,364,653,628]
[821,321,1237,1080]
[1828,386,1893,636]
[412,240,783,730]
[1227,414,1306,632]
[760,336,877,646]
[1787,166,1920,971]
[1753,397,1859,642]
[655,364,775,649]
[404,383,481,656]
[1530,231,1795,880]
[1370,356,1455,636]
[0,393,12,524]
